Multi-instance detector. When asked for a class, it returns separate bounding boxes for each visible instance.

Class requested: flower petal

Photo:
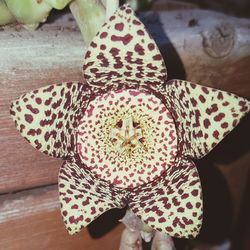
[129,157,202,238]
[10,82,91,158]
[165,80,250,158]
[83,4,167,90]
[77,89,177,188]
[58,158,128,235]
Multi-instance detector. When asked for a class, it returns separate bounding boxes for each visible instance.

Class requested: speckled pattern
[10,5,250,238]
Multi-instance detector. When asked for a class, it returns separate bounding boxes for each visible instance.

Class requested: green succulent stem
[69,0,120,46]
[0,0,15,25]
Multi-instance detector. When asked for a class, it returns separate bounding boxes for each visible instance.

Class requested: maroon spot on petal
[34,139,42,149]
[201,87,209,94]
[147,217,156,222]
[217,92,224,100]
[196,202,201,208]
[52,99,62,109]
[85,218,91,223]
[239,100,248,112]
[133,19,141,25]
[153,54,162,61]
[110,47,120,56]
[191,189,198,196]
[90,41,97,48]
[70,184,76,190]
[181,193,189,199]
[63,197,71,203]
[26,104,39,114]
[172,197,180,206]
[59,183,65,188]
[213,130,219,139]
[43,85,54,93]
[35,97,42,104]
[134,43,145,55]
[186,202,193,209]
[111,34,133,45]
[25,114,33,123]
[100,32,108,38]
[199,95,206,103]
[206,104,218,115]
[91,207,96,215]
[69,215,83,224]
[190,97,197,107]
[100,44,106,50]
[115,22,124,31]
[177,207,185,213]
[85,51,91,59]
[173,217,180,227]
[214,113,225,122]
[158,217,166,223]
[221,122,229,128]
[203,118,211,128]
[82,197,91,206]
[27,129,36,136]
[45,98,52,106]
[71,204,79,209]
[62,210,68,216]
[166,227,173,232]
[156,210,164,216]
[148,43,155,51]
[137,30,144,36]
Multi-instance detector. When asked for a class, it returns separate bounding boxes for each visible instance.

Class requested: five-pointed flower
[10,5,250,238]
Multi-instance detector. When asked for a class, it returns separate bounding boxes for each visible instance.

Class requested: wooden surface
[0,185,124,250]
[0,8,249,250]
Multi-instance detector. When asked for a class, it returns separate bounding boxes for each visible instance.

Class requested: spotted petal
[83,4,167,90]
[10,82,91,158]
[129,157,202,238]
[165,80,250,158]
[59,157,128,234]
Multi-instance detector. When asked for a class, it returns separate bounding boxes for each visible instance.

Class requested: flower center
[77,89,178,188]
[110,116,146,156]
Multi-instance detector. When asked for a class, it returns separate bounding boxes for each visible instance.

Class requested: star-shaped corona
[10,5,250,238]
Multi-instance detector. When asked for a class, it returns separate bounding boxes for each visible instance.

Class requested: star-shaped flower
[10,5,250,238]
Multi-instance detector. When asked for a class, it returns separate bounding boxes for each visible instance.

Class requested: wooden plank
[148,10,250,98]
[1,10,250,194]
[0,185,124,250]
[0,15,83,194]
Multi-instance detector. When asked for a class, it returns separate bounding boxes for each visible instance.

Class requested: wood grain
[0,185,124,250]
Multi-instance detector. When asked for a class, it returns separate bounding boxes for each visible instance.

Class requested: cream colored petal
[59,159,127,234]
[10,82,91,158]
[83,4,167,90]
[165,80,250,158]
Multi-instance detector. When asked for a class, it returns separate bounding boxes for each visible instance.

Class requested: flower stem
[0,0,15,25]
[69,0,119,46]
[105,0,119,20]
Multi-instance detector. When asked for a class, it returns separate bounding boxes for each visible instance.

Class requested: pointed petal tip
[165,80,250,158]
[83,4,167,90]
[129,158,202,239]
[10,82,91,158]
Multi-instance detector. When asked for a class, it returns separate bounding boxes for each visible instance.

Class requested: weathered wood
[0,15,84,194]
[0,185,124,250]
[145,10,250,98]
[0,10,249,195]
